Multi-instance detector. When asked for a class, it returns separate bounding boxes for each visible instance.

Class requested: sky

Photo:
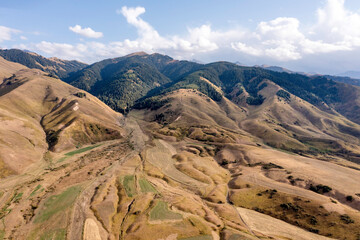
[1,0,360,74]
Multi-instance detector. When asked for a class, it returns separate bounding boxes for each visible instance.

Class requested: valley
[0,51,359,240]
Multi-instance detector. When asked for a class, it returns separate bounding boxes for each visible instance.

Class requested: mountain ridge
[0,50,360,240]
[0,49,87,79]
[0,57,124,176]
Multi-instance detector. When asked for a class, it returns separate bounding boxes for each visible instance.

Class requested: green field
[139,178,157,193]
[39,228,66,240]
[64,144,101,157]
[228,234,252,240]
[29,185,43,197]
[123,175,137,197]
[180,236,212,240]
[13,192,23,202]
[57,157,68,163]
[35,186,82,223]
[149,201,182,221]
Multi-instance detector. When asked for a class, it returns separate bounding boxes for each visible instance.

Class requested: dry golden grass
[0,56,27,82]
[0,62,124,175]
[229,182,360,239]
[2,57,360,240]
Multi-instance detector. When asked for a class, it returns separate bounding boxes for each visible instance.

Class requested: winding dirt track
[69,116,147,240]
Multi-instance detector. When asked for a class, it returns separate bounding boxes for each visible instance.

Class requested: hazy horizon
[1,0,360,75]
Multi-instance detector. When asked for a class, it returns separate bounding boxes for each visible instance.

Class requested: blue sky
[1,0,360,74]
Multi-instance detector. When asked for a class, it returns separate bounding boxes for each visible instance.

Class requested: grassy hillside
[61,52,360,161]
[0,56,27,83]
[133,60,360,125]
[134,70,360,163]
[0,57,123,176]
[0,52,360,240]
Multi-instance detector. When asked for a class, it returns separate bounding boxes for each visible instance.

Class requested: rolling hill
[0,57,124,177]
[65,52,360,125]
[0,51,360,240]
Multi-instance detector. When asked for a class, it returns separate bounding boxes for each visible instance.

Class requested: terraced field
[64,144,102,157]
[35,185,82,223]
[139,178,157,193]
[56,144,102,163]
[0,113,359,240]
[180,235,213,240]
[123,175,137,197]
[149,201,182,221]
[145,140,208,189]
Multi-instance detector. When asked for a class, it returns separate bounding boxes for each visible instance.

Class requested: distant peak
[49,57,62,61]
[125,51,149,57]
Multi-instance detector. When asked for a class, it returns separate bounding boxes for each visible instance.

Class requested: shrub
[346,195,354,202]
[262,162,284,170]
[276,89,291,101]
[309,184,332,194]
[340,214,355,224]
[74,92,86,98]
[310,216,318,225]
[280,203,300,212]
[133,96,171,110]
[47,73,59,79]
[246,95,265,105]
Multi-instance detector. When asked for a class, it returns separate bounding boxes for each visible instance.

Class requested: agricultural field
[149,201,182,221]
[29,185,43,198]
[180,235,213,240]
[39,229,66,240]
[35,185,82,223]
[139,178,157,193]
[123,175,137,197]
[64,144,101,157]
[55,144,102,163]
[1,51,360,240]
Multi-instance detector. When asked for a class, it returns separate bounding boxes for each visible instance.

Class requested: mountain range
[0,49,359,240]
[337,71,360,79]
[0,49,87,79]
[260,64,360,87]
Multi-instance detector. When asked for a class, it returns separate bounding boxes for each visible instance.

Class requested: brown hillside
[0,58,124,176]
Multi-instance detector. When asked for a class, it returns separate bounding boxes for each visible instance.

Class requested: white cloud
[230,17,306,61]
[0,26,20,43]
[69,25,103,39]
[20,36,27,40]
[117,6,172,50]
[15,0,360,71]
[313,0,360,52]
[300,39,350,54]
[231,42,262,56]
[258,17,304,42]
[185,25,218,52]
[265,42,301,61]
[118,7,155,39]
[113,6,243,58]
[315,0,360,43]
[231,0,360,61]
[34,41,87,59]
